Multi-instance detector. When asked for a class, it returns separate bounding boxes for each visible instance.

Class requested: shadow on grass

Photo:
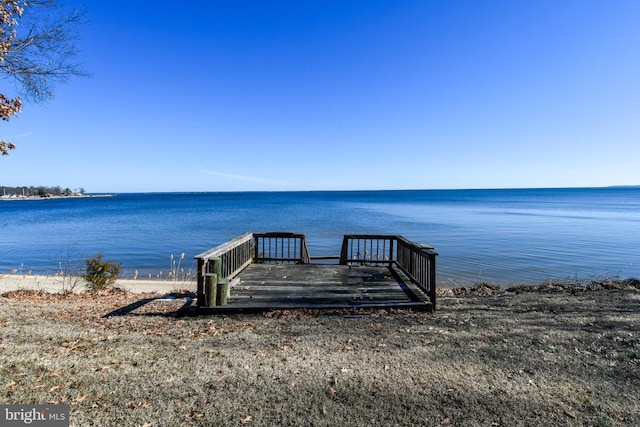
[102,291,196,318]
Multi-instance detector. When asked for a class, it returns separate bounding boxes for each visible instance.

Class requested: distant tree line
[2,185,85,197]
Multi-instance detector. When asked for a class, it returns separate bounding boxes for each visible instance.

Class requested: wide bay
[1,187,638,286]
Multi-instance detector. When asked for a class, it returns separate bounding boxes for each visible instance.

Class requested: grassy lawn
[1,282,639,426]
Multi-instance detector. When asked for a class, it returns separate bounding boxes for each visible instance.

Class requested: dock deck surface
[193,263,432,314]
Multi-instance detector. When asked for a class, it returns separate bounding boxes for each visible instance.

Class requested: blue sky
[1,0,639,192]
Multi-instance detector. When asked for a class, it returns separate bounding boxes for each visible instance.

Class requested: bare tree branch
[1,0,88,154]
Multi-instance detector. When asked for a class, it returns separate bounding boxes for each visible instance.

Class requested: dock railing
[195,232,437,309]
[253,232,311,264]
[340,234,438,310]
[339,234,396,266]
[194,232,311,306]
[194,232,253,306]
[395,236,438,310]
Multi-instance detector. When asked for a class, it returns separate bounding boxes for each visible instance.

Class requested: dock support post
[217,279,229,306]
[196,258,205,307]
[205,273,218,307]
[209,257,225,307]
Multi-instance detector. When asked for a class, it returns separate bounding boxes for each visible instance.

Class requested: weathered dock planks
[191,232,437,314]
[190,264,431,314]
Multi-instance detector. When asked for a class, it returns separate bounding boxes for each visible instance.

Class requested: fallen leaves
[128,401,151,410]
[187,410,204,419]
[1,286,639,427]
[47,370,63,378]
[75,393,89,403]
[61,340,80,352]
[0,287,135,303]
[48,384,64,393]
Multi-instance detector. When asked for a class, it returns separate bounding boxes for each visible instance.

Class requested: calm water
[1,188,639,286]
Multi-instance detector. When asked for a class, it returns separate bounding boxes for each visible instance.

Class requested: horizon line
[89,185,639,195]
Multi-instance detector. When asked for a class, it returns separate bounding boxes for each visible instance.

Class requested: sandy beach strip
[0,274,196,294]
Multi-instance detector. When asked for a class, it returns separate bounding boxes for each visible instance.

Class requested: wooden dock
[187,232,437,315]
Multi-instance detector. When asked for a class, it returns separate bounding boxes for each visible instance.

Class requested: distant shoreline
[0,194,113,201]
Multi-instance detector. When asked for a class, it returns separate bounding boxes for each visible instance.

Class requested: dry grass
[1,282,639,426]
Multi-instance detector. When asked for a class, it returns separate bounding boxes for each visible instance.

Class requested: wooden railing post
[339,235,349,265]
[212,257,222,282]
[430,253,437,311]
[196,258,205,307]
[409,245,415,279]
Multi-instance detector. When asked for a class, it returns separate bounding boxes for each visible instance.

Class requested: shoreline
[0,194,113,201]
[1,273,637,296]
[0,274,195,294]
